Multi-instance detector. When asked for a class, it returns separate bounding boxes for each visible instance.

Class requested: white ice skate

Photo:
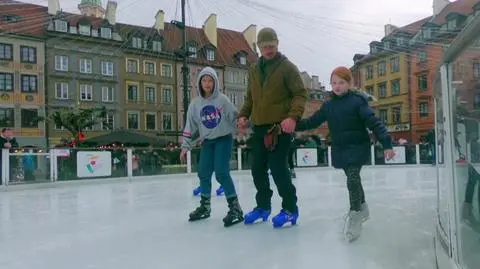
[343,210,363,242]
[360,203,370,222]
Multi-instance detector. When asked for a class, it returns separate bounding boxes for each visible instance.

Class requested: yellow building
[353,39,412,141]
[0,33,46,147]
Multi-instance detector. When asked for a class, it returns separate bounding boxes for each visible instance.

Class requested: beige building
[0,2,47,146]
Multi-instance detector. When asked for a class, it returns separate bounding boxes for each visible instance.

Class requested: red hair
[331,66,354,84]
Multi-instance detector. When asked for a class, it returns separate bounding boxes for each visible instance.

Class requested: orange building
[409,0,479,142]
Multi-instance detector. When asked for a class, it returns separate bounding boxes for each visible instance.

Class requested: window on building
[377,61,386,76]
[127,112,139,129]
[101,61,113,76]
[21,108,38,128]
[447,19,457,30]
[391,79,400,96]
[0,43,13,60]
[390,56,400,73]
[0,72,14,91]
[102,86,114,102]
[161,64,172,77]
[152,41,162,52]
[55,55,68,71]
[473,61,480,78]
[80,84,93,101]
[79,59,92,73]
[419,102,429,118]
[365,65,373,80]
[127,84,138,101]
[418,74,428,91]
[20,46,36,63]
[188,46,197,58]
[162,113,173,131]
[101,112,114,130]
[365,85,374,96]
[144,61,155,75]
[378,82,387,98]
[126,59,138,73]
[474,93,480,110]
[21,75,38,93]
[379,109,388,124]
[391,106,401,124]
[145,86,156,103]
[206,49,215,61]
[100,27,112,39]
[0,108,14,127]
[145,113,157,130]
[132,37,142,48]
[55,82,68,99]
[239,56,247,65]
[78,24,91,36]
[162,88,172,104]
[54,20,68,32]
[418,51,428,62]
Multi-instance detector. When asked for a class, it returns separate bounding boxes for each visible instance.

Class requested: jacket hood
[197,67,220,99]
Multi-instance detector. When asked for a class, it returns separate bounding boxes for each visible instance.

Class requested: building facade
[0,3,47,147]
[45,5,123,145]
[118,17,177,142]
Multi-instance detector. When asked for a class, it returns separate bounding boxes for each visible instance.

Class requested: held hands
[4,142,11,148]
[179,148,188,162]
[237,116,249,134]
[384,149,396,160]
[280,117,296,133]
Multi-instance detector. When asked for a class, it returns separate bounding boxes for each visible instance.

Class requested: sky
[23,0,434,87]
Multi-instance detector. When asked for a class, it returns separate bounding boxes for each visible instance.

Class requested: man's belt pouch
[264,124,281,151]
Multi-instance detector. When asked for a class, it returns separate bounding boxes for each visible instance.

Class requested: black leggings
[465,164,479,207]
[343,166,366,211]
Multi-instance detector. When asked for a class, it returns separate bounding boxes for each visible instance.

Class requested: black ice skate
[189,196,211,221]
[223,196,244,227]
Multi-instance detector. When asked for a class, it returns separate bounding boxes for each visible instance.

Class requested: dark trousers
[251,126,297,213]
[288,146,295,170]
[343,166,366,211]
[465,164,479,208]
[198,134,237,198]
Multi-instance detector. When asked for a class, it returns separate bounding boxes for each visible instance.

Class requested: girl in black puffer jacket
[296,66,395,242]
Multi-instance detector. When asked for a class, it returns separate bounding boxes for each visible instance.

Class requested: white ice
[0,166,436,269]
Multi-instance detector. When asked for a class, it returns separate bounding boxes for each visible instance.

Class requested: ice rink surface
[0,166,437,269]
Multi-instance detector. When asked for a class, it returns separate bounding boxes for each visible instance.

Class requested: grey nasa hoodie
[181,67,238,150]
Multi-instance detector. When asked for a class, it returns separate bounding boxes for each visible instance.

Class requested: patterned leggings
[343,166,366,212]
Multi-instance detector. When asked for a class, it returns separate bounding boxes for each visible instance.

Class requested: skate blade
[189,215,210,222]
[224,217,244,227]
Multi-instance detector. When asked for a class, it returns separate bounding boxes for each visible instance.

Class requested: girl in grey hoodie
[180,66,244,227]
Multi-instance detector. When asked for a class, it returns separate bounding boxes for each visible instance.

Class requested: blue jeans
[198,134,237,198]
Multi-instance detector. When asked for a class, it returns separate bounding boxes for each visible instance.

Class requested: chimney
[384,24,398,36]
[203,13,217,47]
[154,10,165,31]
[105,1,117,25]
[242,24,257,53]
[48,0,60,15]
[433,0,450,16]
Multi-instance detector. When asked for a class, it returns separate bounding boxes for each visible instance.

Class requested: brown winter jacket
[239,53,307,125]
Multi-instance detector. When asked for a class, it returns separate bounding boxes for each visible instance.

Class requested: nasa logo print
[200,105,222,129]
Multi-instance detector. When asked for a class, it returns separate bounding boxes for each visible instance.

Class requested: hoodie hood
[197,67,220,99]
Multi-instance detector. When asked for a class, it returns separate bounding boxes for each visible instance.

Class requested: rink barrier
[0,144,443,187]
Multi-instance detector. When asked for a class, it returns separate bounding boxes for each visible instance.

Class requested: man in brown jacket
[238,27,307,228]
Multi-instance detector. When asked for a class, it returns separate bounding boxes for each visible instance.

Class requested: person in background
[0,128,19,184]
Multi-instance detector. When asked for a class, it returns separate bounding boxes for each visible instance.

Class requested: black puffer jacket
[296,90,392,168]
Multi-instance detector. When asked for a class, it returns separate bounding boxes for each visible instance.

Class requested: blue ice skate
[244,208,271,224]
[216,186,224,196]
[272,209,299,228]
[192,186,201,196]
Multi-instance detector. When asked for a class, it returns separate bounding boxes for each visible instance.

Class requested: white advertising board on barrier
[384,146,406,164]
[77,151,112,178]
[296,148,318,167]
